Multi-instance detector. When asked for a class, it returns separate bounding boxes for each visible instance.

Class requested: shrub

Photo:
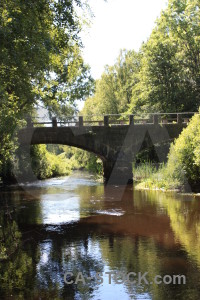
[165,112,200,191]
[134,111,200,191]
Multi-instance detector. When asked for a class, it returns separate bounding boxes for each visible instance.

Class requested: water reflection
[0,172,200,299]
[144,191,200,268]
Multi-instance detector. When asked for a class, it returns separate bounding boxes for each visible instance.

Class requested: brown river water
[1,171,200,300]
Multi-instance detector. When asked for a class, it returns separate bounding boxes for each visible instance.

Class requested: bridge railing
[26,112,197,128]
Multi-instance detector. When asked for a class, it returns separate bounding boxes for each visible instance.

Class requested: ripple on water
[95,209,125,216]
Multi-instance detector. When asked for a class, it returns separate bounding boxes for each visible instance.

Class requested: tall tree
[0,0,94,179]
[167,0,200,108]
[130,0,200,113]
[0,0,94,116]
[82,49,141,116]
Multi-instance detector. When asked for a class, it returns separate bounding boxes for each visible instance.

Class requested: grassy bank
[134,113,200,193]
[133,162,182,192]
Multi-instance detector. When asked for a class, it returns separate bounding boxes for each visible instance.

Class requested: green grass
[133,162,182,191]
[133,162,158,180]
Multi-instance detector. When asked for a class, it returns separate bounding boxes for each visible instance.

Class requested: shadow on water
[1,171,200,299]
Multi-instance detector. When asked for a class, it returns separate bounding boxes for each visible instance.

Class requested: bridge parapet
[27,112,196,128]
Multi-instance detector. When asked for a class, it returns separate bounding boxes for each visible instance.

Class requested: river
[0,171,200,299]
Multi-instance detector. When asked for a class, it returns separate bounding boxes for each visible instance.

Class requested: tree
[166,111,200,191]
[0,0,94,181]
[82,49,141,116]
[0,0,93,115]
[166,0,200,108]
[130,0,200,114]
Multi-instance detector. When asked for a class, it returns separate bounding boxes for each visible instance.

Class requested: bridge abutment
[103,160,133,185]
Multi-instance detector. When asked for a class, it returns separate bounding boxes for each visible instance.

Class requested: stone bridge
[18,113,194,184]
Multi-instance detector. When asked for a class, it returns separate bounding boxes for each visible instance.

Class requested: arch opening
[15,143,104,184]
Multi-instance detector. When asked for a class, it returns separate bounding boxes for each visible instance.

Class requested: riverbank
[0,144,103,185]
[134,180,181,193]
[133,162,186,193]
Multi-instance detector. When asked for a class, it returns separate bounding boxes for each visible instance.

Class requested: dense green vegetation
[18,145,73,180]
[0,0,94,182]
[135,112,200,191]
[60,146,103,178]
[131,0,200,113]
